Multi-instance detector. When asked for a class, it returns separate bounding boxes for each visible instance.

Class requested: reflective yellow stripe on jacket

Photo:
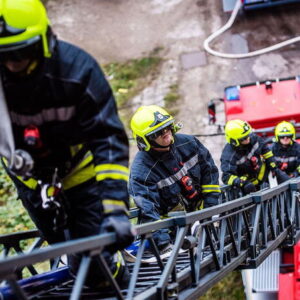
[228,175,238,186]
[102,199,128,214]
[262,151,273,159]
[11,150,95,190]
[201,184,221,193]
[95,164,129,182]
[63,151,95,189]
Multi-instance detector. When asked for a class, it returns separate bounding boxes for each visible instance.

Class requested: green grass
[200,271,245,300]
[0,166,35,235]
[103,51,163,108]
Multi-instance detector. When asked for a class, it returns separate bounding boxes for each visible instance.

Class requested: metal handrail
[0,179,299,299]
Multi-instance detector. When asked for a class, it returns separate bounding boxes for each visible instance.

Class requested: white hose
[203,0,300,59]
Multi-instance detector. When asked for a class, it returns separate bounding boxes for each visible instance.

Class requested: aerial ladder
[0,178,300,299]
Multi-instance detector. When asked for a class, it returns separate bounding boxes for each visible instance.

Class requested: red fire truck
[209,76,300,138]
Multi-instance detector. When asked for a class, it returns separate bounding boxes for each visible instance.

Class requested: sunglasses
[239,135,250,142]
[0,41,42,63]
[279,135,293,140]
[148,125,173,140]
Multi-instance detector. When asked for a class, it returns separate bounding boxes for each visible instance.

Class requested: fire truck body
[223,76,300,136]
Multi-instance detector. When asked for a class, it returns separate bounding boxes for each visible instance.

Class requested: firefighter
[0,0,134,288]
[272,121,300,178]
[221,119,290,194]
[129,105,221,250]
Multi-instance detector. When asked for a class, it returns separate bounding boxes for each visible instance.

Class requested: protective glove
[101,212,135,252]
[152,228,171,250]
[274,169,290,184]
[290,171,299,178]
[242,181,256,194]
[10,149,34,178]
[233,177,244,187]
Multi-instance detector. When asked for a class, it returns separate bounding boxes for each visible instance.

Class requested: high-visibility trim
[113,251,122,278]
[269,162,276,169]
[251,179,260,185]
[274,156,297,163]
[297,165,300,173]
[157,154,199,188]
[236,142,259,165]
[70,144,84,157]
[62,163,95,190]
[228,175,238,185]
[62,151,95,190]
[240,176,248,181]
[103,199,128,214]
[1,158,38,189]
[17,176,38,190]
[95,164,129,174]
[95,164,129,182]
[10,106,75,126]
[96,172,129,182]
[262,151,273,159]
[197,200,204,210]
[258,162,266,182]
[201,185,221,193]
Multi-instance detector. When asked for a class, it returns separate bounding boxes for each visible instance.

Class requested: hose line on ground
[203,0,300,59]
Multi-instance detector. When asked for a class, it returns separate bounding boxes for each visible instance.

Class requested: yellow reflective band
[258,162,266,181]
[297,165,300,173]
[202,189,221,193]
[197,201,204,210]
[17,176,38,190]
[103,199,128,214]
[70,144,84,156]
[63,163,95,190]
[201,185,221,193]
[262,151,273,159]
[251,179,259,185]
[95,164,129,174]
[201,185,220,188]
[96,172,129,182]
[240,176,248,181]
[228,175,238,185]
[95,164,129,182]
[269,162,276,169]
[113,251,122,278]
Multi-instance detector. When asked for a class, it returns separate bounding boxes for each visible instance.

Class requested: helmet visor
[279,134,293,139]
[147,124,173,141]
[0,36,41,63]
[238,134,250,143]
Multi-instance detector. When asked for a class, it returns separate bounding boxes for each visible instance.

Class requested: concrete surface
[46,0,300,168]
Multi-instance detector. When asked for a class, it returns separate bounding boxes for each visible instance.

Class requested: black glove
[101,212,135,252]
[233,177,244,187]
[274,169,290,184]
[242,181,256,194]
[290,171,299,178]
[152,228,171,250]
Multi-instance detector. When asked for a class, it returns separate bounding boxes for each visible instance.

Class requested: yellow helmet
[0,0,53,60]
[225,119,252,147]
[130,105,174,151]
[275,121,295,142]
